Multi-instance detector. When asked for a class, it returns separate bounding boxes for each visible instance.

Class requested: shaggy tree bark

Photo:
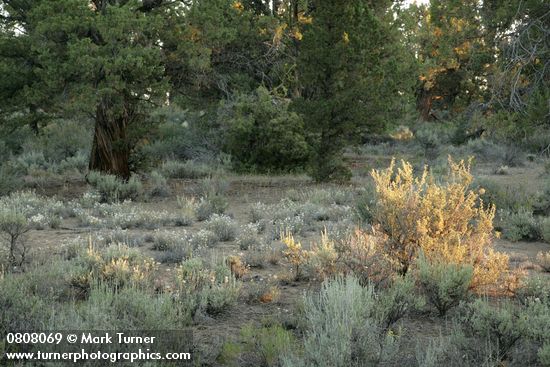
[88,98,132,180]
[86,1,165,180]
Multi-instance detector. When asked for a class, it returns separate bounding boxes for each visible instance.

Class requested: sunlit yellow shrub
[101,257,155,286]
[282,231,310,280]
[333,228,394,286]
[369,157,512,291]
[308,229,338,280]
[72,240,157,293]
[102,257,131,283]
[227,255,249,279]
[259,286,280,304]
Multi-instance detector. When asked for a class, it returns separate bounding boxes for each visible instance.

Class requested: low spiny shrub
[196,195,228,221]
[462,299,527,362]
[515,275,550,306]
[0,208,30,266]
[541,217,550,244]
[236,223,261,250]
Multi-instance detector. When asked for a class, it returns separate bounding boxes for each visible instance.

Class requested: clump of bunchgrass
[219,323,295,366]
[70,241,157,296]
[104,228,146,247]
[175,195,197,225]
[161,159,212,179]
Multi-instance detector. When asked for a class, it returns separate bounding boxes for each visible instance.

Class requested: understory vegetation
[1,153,549,366]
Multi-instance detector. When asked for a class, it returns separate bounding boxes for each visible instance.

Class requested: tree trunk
[88,99,131,180]
[417,87,433,121]
[29,105,41,135]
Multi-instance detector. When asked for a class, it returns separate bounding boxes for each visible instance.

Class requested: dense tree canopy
[0,0,548,180]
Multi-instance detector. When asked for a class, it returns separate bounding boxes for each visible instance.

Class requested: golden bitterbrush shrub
[334,228,395,287]
[308,228,339,280]
[227,255,249,279]
[282,231,310,280]
[370,157,512,292]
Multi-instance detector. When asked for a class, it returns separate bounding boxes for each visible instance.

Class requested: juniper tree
[0,0,168,179]
[294,0,413,181]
